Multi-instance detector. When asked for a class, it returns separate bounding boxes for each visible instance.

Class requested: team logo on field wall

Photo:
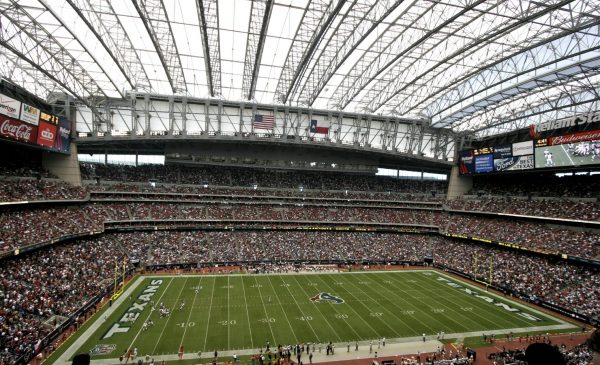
[310,292,344,304]
[90,344,116,355]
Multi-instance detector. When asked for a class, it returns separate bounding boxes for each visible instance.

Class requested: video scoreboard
[459,125,600,174]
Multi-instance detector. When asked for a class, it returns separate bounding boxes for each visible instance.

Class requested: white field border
[59,269,579,364]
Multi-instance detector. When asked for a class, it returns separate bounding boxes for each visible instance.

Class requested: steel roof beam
[66,0,152,93]
[435,50,600,127]
[458,71,600,135]
[196,0,222,97]
[242,0,273,100]
[457,68,600,130]
[36,0,123,99]
[474,88,600,137]
[132,0,187,94]
[295,0,406,106]
[0,1,108,102]
[399,21,600,119]
[365,0,577,114]
[275,0,347,105]
[0,52,59,99]
[332,0,487,111]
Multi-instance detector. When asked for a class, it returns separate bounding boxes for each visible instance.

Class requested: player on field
[544,150,555,167]
[592,140,600,160]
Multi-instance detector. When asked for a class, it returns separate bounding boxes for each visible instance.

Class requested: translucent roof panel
[0,0,598,137]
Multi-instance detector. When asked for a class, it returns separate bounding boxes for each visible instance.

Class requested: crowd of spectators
[0,236,132,364]
[85,202,442,224]
[445,214,600,258]
[1,198,598,260]
[0,161,56,179]
[80,162,448,193]
[488,342,594,365]
[0,179,87,202]
[54,230,600,320]
[447,197,600,221]
[0,207,100,252]
[432,238,600,320]
[0,231,598,364]
[469,174,600,198]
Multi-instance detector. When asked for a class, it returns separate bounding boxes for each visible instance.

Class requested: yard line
[416,272,537,328]
[320,274,398,336]
[311,274,381,339]
[356,273,438,334]
[252,276,277,345]
[239,276,254,349]
[276,276,322,342]
[385,272,512,331]
[562,144,576,165]
[152,277,189,355]
[202,276,217,351]
[180,276,204,347]
[127,277,174,354]
[338,274,423,336]
[287,274,348,341]
[380,272,471,332]
[264,275,299,343]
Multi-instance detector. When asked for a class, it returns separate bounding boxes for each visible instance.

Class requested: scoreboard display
[459,140,535,174]
[460,124,600,174]
[0,92,70,154]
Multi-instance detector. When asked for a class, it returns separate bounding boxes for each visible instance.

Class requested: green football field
[71,270,575,360]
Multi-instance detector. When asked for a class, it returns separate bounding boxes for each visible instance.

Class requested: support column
[41,97,82,186]
[42,143,82,186]
[446,165,472,199]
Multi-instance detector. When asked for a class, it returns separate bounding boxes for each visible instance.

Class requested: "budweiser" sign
[0,118,37,143]
[550,128,600,145]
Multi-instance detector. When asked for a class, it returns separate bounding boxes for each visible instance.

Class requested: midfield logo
[310,292,344,304]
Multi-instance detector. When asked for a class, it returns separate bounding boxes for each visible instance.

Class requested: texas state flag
[310,119,329,134]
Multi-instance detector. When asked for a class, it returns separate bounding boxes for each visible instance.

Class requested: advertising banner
[37,120,57,148]
[0,116,38,144]
[549,129,600,145]
[512,140,533,156]
[54,117,71,153]
[458,150,475,174]
[474,154,494,173]
[529,111,600,139]
[0,93,21,119]
[493,144,512,159]
[20,103,40,126]
[493,155,534,171]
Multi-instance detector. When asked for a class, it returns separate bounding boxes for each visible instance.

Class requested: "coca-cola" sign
[0,117,37,144]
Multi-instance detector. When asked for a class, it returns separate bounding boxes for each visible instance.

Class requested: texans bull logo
[310,292,344,304]
[90,344,117,355]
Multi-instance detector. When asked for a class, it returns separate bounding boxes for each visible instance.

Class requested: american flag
[253,114,275,130]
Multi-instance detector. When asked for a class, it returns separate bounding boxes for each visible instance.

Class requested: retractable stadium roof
[0,0,599,138]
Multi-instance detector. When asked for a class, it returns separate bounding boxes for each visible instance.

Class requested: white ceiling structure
[0,0,599,138]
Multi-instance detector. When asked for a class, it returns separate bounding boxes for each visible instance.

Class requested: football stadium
[0,1,599,365]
